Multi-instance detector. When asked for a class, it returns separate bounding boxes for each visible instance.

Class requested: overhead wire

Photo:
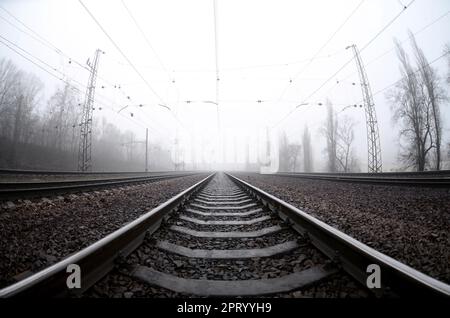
[318,7,449,110]
[0,6,142,108]
[337,50,449,118]
[111,49,343,73]
[367,51,448,101]
[79,0,188,133]
[119,0,184,139]
[0,35,165,135]
[271,0,416,129]
[338,9,450,84]
[120,1,170,80]
[213,0,220,131]
[272,0,365,107]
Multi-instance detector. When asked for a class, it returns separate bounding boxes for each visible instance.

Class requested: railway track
[0,168,182,176]
[0,172,200,200]
[0,172,448,297]
[273,171,450,187]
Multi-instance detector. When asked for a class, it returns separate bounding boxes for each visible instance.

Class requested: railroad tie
[185,207,262,217]
[190,202,257,210]
[132,265,338,296]
[169,225,283,238]
[179,215,271,225]
[156,240,299,259]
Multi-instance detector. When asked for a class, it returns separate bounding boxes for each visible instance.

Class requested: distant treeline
[277,35,450,173]
[0,58,172,171]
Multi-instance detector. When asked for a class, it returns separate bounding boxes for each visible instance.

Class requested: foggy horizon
[1,0,450,304]
[1,0,450,172]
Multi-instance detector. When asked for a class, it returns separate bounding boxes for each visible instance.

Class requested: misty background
[0,0,449,172]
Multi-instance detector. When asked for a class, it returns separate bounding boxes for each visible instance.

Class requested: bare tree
[445,43,450,85]
[302,125,313,172]
[444,44,450,169]
[336,116,358,172]
[44,83,81,152]
[387,39,434,171]
[321,100,338,172]
[0,59,21,139]
[288,143,301,172]
[279,132,301,172]
[9,72,43,165]
[410,31,444,170]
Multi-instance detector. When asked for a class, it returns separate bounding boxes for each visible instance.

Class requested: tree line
[0,58,173,171]
[278,34,449,173]
[1,32,449,173]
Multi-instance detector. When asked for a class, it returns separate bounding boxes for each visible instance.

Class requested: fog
[0,0,449,172]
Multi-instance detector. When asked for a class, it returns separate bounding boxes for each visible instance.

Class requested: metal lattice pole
[346,44,382,173]
[78,49,102,172]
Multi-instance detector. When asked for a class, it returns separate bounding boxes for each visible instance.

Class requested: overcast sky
[1,0,449,171]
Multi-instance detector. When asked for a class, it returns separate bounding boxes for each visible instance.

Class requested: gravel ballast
[83,173,367,298]
[0,174,208,288]
[233,173,450,284]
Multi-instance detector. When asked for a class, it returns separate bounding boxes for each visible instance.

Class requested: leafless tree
[279,132,301,172]
[445,43,450,85]
[8,71,43,165]
[302,125,313,172]
[387,37,445,171]
[321,100,338,172]
[44,83,81,152]
[410,31,445,170]
[288,143,301,172]
[0,58,176,171]
[336,116,359,172]
[444,44,450,169]
[0,59,21,138]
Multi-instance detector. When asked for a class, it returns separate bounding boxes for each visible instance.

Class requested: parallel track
[272,171,450,187]
[0,168,182,176]
[0,173,448,297]
[0,172,201,200]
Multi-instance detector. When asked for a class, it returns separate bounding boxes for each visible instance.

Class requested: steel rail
[0,172,201,200]
[0,168,201,175]
[278,170,450,177]
[227,173,450,297]
[271,172,450,187]
[0,173,215,297]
